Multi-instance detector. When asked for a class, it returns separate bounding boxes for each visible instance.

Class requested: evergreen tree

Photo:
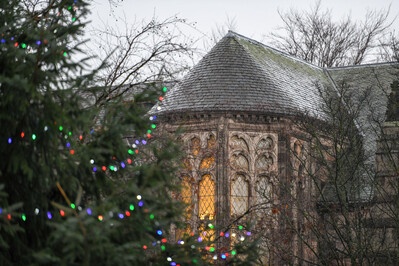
[0,1,258,265]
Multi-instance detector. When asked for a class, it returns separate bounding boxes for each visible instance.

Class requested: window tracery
[229,132,278,223]
[199,156,215,170]
[180,131,279,240]
[231,153,249,171]
[190,137,201,157]
[179,133,217,225]
[291,139,308,188]
[207,134,216,149]
[256,154,273,171]
[257,137,273,150]
[230,135,249,152]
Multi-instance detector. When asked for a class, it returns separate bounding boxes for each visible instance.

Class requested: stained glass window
[199,174,215,220]
[231,175,249,216]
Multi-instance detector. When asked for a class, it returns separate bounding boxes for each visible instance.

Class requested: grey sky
[90,0,398,47]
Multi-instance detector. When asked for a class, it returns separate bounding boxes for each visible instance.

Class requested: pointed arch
[190,136,201,157]
[230,134,249,152]
[257,137,274,150]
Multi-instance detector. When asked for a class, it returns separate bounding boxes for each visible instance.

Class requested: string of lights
[1,1,252,261]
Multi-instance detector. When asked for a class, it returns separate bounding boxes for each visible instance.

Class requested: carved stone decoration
[207,134,217,149]
[228,131,278,222]
[190,137,201,157]
[230,135,250,152]
[257,137,274,150]
[256,154,274,171]
[178,131,217,232]
[178,129,279,257]
[231,153,249,171]
[291,138,308,189]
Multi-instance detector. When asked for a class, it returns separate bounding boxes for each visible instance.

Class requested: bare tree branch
[269,1,395,67]
[86,14,198,107]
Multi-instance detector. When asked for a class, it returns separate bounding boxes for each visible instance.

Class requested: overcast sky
[90,0,398,46]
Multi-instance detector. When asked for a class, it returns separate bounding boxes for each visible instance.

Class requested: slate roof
[151,32,398,143]
[151,31,332,119]
[326,63,397,159]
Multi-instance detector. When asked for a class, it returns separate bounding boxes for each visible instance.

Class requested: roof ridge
[326,61,399,70]
[227,31,399,71]
[225,30,324,71]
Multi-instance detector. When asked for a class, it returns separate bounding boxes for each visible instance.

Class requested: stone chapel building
[150,31,399,265]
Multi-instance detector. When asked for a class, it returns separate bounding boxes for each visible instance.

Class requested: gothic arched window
[231,175,249,216]
[199,174,215,220]
[181,176,193,220]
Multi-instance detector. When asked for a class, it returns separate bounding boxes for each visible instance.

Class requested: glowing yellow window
[199,174,215,220]
[190,137,201,157]
[181,176,193,220]
[207,134,216,149]
[199,156,215,170]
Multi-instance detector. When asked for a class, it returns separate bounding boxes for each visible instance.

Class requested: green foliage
[0,1,259,265]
